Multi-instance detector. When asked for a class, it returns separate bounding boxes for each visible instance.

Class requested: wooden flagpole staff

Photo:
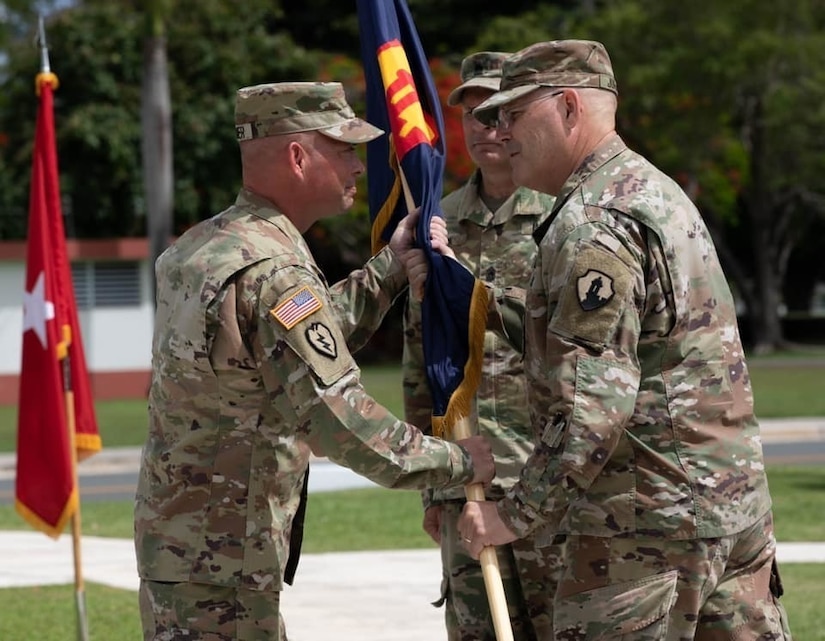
[398,171,514,641]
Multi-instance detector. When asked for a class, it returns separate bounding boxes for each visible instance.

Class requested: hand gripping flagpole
[37,16,91,641]
[453,418,514,641]
[398,173,514,641]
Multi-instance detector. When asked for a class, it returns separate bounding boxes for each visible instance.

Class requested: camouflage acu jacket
[402,170,554,503]
[135,189,476,592]
[499,135,773,540]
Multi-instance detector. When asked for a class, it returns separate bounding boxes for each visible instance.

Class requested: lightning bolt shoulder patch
[305,322,337,359]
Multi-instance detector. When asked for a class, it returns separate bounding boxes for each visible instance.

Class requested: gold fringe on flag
[430,277,490,440]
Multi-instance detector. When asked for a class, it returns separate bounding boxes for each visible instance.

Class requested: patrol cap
[473,40,618,125]
[234,81,384,144]
[446,51,511,106]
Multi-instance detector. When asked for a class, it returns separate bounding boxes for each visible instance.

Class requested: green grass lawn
[4,466,817,543]
[0,563,818,641]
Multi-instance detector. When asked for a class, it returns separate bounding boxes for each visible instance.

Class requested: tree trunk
[141,30,173,308]
[750,224,785,353]
[742,93,785,353]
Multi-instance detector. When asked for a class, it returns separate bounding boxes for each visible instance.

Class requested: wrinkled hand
[422,505,443,545]
[389,209,456,301]
[458,500,518,559]
[456,435,494,486]
[429,215,455,261]
[389,206,420,261]
[389,208,426,300]
[404,251,429,302]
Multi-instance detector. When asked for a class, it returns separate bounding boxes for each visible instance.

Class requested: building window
[71,261,142,309]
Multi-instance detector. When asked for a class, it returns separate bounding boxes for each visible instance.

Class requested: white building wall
[0,259,153,376]
[0,263,25,376]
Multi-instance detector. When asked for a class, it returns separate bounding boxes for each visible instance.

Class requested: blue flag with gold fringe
[356,0,487,438]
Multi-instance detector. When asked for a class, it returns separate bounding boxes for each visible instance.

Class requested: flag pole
[37,16,91,641]
[62,332,91,641]
[398,169,514,641]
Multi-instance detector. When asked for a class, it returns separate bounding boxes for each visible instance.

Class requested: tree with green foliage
[2,1,822,352]
[0,0,318,239]
[471,0,825,351]
[589,0,825,351]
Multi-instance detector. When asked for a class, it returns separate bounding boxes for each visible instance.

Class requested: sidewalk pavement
[1,531,824,641]
[0,531,448,641]
[1,417,824,641]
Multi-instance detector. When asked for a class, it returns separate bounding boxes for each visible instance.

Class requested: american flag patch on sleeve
[270,286,323,329]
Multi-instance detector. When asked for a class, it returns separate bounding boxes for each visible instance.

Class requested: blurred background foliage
[1,0,824,352]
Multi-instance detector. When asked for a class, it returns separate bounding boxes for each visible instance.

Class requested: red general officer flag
[16,71,101,539]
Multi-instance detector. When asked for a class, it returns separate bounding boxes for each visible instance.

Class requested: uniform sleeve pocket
[554,569,678,639]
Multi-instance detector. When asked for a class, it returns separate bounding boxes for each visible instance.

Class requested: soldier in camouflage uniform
[458,41,793,639]
[402,53,562,641]
[134,81,494,641]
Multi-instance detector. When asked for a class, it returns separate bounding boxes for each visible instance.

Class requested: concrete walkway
[0,531,448,640]
[1,531,824,641]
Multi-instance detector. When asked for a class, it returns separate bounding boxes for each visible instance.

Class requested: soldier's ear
[288,140,307,173]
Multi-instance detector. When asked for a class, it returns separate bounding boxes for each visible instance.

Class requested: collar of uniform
[235,187,278,214]
[510,186,555,220]
[455,170,496,227]
[234,188,307,246]
[557,133,627,205]
[532,134,628,245]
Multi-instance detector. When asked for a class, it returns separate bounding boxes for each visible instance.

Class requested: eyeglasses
[497,90,564,130]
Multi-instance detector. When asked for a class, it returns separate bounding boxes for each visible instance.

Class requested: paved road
[1,439,823,505]
[1,418,824,505]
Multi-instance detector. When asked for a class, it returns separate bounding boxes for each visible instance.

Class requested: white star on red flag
[22,271,55,350]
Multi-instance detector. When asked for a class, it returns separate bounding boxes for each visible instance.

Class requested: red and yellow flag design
[16,71,101,538]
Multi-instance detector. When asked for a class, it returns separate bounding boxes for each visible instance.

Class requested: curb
[759,417,825,443]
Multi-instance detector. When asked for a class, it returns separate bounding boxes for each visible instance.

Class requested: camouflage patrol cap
[446,51,511,106]
[235,81,383,144]
[473,40,618,125]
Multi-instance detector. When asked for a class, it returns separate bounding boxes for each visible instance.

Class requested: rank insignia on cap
[306,322,337,359]
[577,269,615,311]
[271,286,323,329]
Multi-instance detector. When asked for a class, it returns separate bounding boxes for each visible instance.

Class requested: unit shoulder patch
[270,286,322,329]
[305,322,337,359]
[550,243,633,350]
[576,269,615,311]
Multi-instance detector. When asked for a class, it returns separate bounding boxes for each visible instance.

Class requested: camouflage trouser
[554,512,793,640]
[139,580,286,641]
[437,502,565,641]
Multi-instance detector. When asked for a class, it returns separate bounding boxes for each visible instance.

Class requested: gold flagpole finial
[35,14,59,95]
